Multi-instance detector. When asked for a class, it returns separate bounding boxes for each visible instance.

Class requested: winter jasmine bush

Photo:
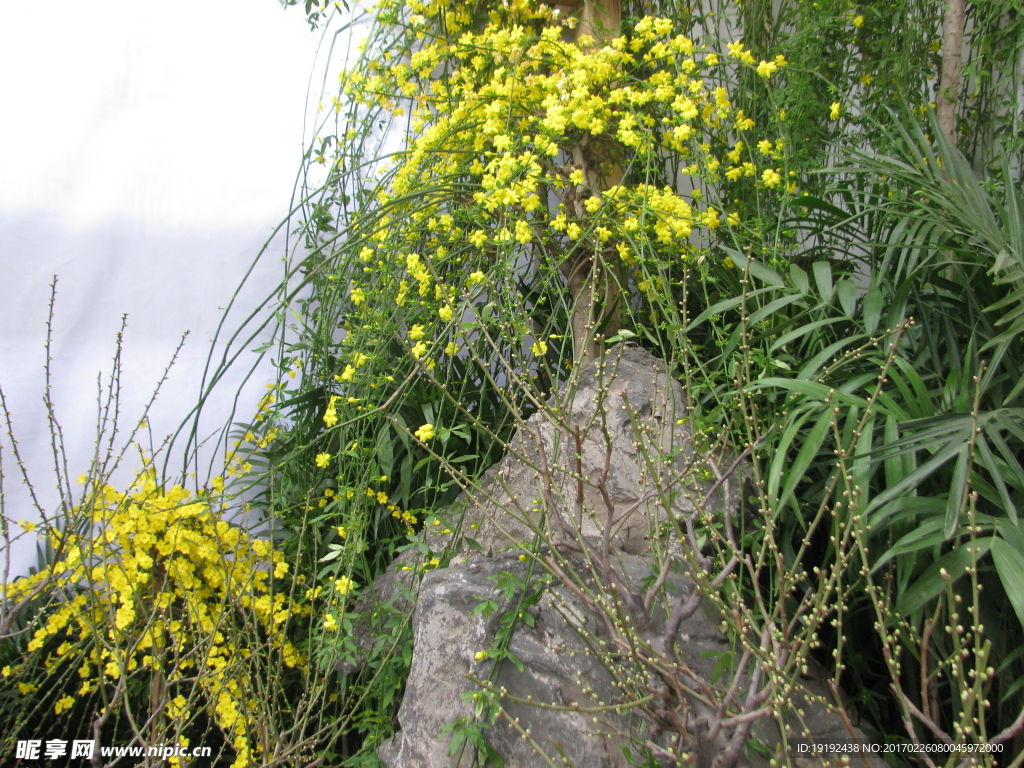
[267,0,1024,763]
[282,0,796,567]
[0,292,346,767]
[3,468,304,768]
[258,0,814,761]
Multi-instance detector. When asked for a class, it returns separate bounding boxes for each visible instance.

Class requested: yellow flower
[514,220,533,244]
[852,14,864,27]
[414,423,436,442]
[830,101,842,120]
[531,340,548,356]
[323,395,339,428]
[756,60,777,78]
[334,576,357,595]
[54,695,75,714]
[474,651,487,661]
[762,168,782,188]
[316,453,332,468]
[467,271,485,287]
[408,324,426,340]
[438,305,454,322]
[568,168,585,185]
[323,614,338,631]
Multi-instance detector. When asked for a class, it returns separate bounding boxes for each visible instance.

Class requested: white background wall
[0,0,331,576]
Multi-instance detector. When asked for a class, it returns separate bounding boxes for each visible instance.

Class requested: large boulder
[379,553,736,768]
[370,344,883,768]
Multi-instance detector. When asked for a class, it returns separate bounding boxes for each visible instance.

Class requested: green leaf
[992,537,1024,630]
[866,438,965,519]
[851,413,875,505]
[776,408,835,518]
[812,261,833,302]
[976,435,1017,524]
[883,414,905,488]
[887,358,935,419]
[687,286,778,331]
[868,496,946,533]
[745,378,869,409]
[897,540,992,617]
[944,443,971,538]
[726,249,786,286]
[745,293,806,326]
[767,404,821,506]
[769,317,847,353]
[862,284,884,334]
[836,279,857,317]
[790,264,810,293]
[872,515,948,572]
[796,336,866,380]
[446,726,466,755]
[376,428,395,480]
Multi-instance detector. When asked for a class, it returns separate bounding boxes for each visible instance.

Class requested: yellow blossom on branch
[323,395,339,428]
[334,576,357,595]
[3,465,303,766]
[762,168,782,188]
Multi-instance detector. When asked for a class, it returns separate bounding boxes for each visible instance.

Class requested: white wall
[0,0,327,577]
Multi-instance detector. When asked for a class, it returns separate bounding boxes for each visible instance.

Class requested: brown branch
[992,702,1024,745]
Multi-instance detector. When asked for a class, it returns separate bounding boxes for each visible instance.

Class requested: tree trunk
[936,0,966,147]
[558,0,624,365]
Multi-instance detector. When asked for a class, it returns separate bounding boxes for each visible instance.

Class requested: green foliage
[7,0,1024,765]
[258,0,1024,762]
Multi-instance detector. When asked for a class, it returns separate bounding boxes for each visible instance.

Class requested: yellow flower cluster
[4,468,304,768]
[323,1,788,398]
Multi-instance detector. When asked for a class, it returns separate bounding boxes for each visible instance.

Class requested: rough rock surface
[427,343,740,557]
[373,345,883,768]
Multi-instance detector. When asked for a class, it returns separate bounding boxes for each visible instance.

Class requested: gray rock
[423,343,742,559]
[378,555,631,768]
[372,345,884,768]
